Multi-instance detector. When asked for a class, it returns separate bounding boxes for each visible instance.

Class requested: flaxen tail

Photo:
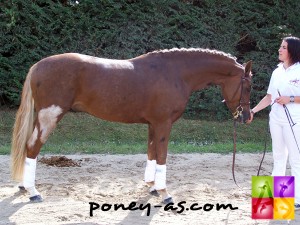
[11,67,35,181]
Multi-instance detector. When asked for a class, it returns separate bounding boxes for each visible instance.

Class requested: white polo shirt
[267,62,300,123]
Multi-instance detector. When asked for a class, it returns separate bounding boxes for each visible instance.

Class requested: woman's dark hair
[283,36,300,64]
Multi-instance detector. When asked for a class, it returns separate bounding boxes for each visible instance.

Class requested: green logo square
[252,176,273,198]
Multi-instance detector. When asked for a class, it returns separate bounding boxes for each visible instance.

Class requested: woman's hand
[246,110,255,124]
[275,96,290,105]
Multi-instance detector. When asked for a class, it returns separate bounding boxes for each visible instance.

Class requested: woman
[249,36,300,209]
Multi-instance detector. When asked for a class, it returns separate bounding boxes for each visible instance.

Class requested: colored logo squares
[252,176,295,220]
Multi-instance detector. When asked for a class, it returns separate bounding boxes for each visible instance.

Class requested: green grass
[0,110,271,155]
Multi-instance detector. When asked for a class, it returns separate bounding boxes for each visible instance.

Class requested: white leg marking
[27,126,38,148]
[144,159,157,183]
[38,105,63,143]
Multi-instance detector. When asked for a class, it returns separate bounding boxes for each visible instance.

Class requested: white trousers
[270,118,300,204]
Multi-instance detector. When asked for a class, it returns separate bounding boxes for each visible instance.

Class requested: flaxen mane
[146,48,237,61]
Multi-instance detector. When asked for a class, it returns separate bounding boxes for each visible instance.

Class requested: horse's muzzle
[233,105,250,123]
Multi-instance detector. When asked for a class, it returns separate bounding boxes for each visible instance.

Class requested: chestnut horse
[11,48,252,203]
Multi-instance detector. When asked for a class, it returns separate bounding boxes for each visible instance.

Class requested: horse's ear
[244,60,252,77]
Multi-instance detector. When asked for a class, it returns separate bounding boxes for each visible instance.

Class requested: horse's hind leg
[22,105,65,202]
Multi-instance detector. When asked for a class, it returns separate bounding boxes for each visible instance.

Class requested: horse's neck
[179,56,239,92]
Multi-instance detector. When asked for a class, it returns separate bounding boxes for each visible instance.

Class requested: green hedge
[1,0,299,119]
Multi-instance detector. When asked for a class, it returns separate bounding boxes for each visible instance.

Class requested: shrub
[1,0,299,119]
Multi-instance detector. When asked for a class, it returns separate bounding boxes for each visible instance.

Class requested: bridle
[231,75,251,121]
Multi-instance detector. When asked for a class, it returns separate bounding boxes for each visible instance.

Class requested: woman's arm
[252,94,272,114]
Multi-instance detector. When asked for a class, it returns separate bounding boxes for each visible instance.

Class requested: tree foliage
[1,0,299,119]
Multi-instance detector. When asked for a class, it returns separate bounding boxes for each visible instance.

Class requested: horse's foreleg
[146,122,173,204]
[22,105,64,202]
[145,124,157,194]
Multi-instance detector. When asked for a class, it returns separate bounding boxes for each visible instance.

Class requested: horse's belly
[71,101,148,124]
[90,111,148,124]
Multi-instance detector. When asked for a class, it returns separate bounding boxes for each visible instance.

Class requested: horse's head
[222,61,252,123]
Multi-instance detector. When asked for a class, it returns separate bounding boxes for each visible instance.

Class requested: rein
[231,75,251,188]
[256,122,269,176]
[278,90,300,153]
[232,120,240,188]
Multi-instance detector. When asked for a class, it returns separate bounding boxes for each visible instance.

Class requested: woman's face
[278,40,290,63]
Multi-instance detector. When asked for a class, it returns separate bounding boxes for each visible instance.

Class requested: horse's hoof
[149,189,160,197]
[162,197,174,205]
[18,186,26,192]
[29,195,43,203]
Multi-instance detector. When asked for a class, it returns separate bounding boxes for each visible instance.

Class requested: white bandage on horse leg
[154,164,167,190]
[144,159,157,183]
[23,157,40,197]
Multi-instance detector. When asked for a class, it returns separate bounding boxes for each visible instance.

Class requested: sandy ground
[0,153,299,225]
